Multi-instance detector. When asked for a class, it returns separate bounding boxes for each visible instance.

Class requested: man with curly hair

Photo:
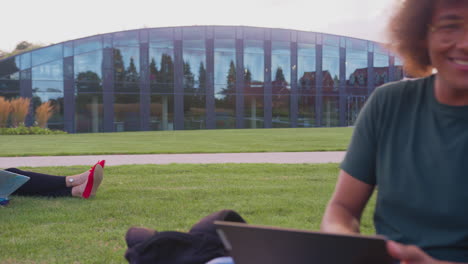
[321,0,468,263]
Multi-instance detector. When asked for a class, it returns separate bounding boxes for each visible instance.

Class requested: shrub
[0,96,11,127]
[10,97,30,127]
[0,124,67,135]
[35,101,55,128]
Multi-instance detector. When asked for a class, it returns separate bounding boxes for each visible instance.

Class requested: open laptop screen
[0,170,30,199]
[215,221,395,264]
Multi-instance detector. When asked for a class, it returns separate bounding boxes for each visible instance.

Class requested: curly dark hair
[386,0,436,77]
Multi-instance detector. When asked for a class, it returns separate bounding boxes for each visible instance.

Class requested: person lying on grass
[2,160,105,203]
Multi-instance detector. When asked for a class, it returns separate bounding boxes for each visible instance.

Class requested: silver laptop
[0,170,30,199]
[215,221,395,264]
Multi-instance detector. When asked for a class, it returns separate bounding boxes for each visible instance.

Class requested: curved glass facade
[0,26,403,133]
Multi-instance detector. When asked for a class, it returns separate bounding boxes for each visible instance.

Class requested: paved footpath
[0,152,346,167]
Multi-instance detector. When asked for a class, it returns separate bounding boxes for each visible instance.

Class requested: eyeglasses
[429,20,468,44]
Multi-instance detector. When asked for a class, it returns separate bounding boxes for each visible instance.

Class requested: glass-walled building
[0,26,403,133]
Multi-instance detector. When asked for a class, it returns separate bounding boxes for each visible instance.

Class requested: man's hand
[386,241,459,264]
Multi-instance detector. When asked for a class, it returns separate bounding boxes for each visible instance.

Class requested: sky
[1,0,396,52]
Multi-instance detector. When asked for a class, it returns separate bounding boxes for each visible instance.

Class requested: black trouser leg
[189,209,246,236]
[6,168,72,197]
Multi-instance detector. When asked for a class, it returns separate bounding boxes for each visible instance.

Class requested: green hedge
[0,125,67,135]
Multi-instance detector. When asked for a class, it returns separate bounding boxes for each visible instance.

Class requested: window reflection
[298,96,315,127]
[32,60,63,81]
[244,40,264,128]
[113,31,139,47]
[75,91,103,133]
[271,41,290,128]
[32,45,63,67]
[32,80,64,130]
[297,43,316,127]
[183,40,206,92]
[150,41,175,130]
[322,96,340,127]
[0,80,20,99]
[346,95,367,126]
[395,57,404,80]
[0,57,20,78]
[20,53,31,70]
[322,45,340,127]
[151,95,174,130]
[150,42,174,93]
[184,95,206,129]
[75,51,103,81]
[183,40,206,129]
[346,49,367,93]
[374,53,389,86]
[114,47,140,131]
[75,51,103,133]
[74,36,103,55]
[322,46,340,93]
[214,39,236,129]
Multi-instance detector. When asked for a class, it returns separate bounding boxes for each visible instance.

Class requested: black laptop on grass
[215,221,395,264]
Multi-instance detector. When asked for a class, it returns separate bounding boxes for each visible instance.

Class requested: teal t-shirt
[341,75,468,262]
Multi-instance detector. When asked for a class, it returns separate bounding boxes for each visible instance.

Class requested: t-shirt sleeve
[340,87,383,185]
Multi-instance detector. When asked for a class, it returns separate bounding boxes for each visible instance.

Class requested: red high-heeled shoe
[82,160,105,199]
[98,160,106,168]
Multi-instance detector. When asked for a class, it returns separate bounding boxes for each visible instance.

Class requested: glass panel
[150,41,174,93]
[20,53,31,70]
[74,36,103,55]
[64,42,73,57]
[374,43,388,55]
[114,92,140,132]
[214,26,236,39]
[32,45,63,66]
[114,47,140,83]
[150,28,174,42]
[183,40,206,92]
[244,40,264,84]
[75,85,103,133]
[151,95,174,130]
[113,46,139,132]
[244,40,264,128]
[103,34,112,48]
[113,31,139,46]
[0,57,20,78]
[322,96,340,127]
[32,80,64,130]
[183,27,205,40]
[75,51,103,82]
[32,60,63,81]
[272,41,290,128]
[272,94,290,128]
[395,56,404,80]
[298,96,315,127]
[0,80,20,99]
[244,94,264,128]
[346,95,367,126]
[322,46,340,94]
[298,43,316,95]
[20,69,31,80]
[346,49,368,94]
[322,35,339,47]
[184,94,206,130]
[374,53,389,86]
[214,39,236,129]
[346,38,367,50]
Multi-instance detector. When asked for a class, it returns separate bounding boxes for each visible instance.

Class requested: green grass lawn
[0,163,376,263]
[0,127,352,157]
